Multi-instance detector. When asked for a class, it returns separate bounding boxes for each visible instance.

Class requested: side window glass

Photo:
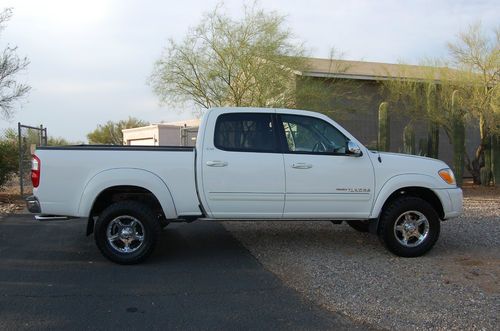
[280,114,348,154]
[214,113,276,152]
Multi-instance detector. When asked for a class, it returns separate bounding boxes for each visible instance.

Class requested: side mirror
[347,141,362,157]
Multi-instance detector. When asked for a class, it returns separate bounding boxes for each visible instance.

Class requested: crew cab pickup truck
[27,107,463,264]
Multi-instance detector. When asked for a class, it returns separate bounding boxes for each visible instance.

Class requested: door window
[280,114,348,154]
[214,113,277,153]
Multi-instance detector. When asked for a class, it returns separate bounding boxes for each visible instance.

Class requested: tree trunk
[481,135,492,186]
[492,134,500,187]
[452,114,465,186]
[465,152,481,185]
[478,115,492,186]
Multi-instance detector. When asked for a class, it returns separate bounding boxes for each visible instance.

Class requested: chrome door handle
[206,160,228,167]
[292,163,312,169]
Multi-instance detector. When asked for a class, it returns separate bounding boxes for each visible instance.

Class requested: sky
[0,0,498,142]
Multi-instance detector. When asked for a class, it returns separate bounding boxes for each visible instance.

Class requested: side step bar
[35,215,69,221]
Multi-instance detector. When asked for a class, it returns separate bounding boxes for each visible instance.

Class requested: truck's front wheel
[94,201,161,264]
[378,197,440,257]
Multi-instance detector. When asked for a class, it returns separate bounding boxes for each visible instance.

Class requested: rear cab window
[214,113,278,153]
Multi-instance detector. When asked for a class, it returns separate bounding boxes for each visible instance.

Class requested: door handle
[206,160,228,167]
[292,163,312,169]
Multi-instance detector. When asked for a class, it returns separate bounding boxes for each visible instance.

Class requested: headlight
[438,168,456,185]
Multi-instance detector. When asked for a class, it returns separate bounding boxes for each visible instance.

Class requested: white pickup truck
[27,107,462,264]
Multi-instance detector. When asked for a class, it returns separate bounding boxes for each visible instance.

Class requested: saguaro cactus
[378,102,390,151]
[427,123,439,158]
[426,84,439,158]
[451,90,465,186]
[403,123,415,155]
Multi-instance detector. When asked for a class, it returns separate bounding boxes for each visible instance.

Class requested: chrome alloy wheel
[106,215,145,253]
[393,210,430,248]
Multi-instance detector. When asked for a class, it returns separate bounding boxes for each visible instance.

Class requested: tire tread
[378,196,440,257]
[94,201,161,264]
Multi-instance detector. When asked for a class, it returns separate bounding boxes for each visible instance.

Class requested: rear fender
[78,168,177,219]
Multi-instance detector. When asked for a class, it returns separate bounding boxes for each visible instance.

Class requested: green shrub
[0,138,18,189]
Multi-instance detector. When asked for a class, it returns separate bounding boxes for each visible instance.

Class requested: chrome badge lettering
[336,188,371,193]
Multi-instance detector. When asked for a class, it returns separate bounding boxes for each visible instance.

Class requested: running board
[35,215,69,221]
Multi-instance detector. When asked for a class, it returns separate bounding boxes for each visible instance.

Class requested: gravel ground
[0,194,25,215]
[223,196,500,330]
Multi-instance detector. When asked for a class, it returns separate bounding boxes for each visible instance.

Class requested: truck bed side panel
[34,147,199,217]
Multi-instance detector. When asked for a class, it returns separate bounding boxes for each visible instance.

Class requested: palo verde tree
[87,117,149,145]
[446,23,499,185]
[150,3,307,110]
[0,8,30,120]
[381,23,499,185]
[0,8,30,188]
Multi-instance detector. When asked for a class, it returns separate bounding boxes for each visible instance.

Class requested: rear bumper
[26,195,41,213]
[434,187,463,220]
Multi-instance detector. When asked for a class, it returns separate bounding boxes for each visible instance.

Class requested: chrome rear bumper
[26,195,41,213]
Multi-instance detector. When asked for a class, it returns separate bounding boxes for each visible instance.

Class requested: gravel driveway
[223,196,499,330]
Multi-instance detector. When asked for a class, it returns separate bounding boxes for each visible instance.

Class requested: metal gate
[18,122,47,197]
[180,127,198,146]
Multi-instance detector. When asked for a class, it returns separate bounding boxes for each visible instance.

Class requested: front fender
[370,173,444,219]
[77,168,177,219]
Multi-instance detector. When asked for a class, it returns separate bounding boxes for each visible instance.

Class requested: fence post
[18,122,23,197]
[39,125,43,146]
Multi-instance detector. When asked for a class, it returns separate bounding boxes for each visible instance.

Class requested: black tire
[378,196,440,257]
[159,218,170,229]
[346,220,370,232]
[94,201,161,264]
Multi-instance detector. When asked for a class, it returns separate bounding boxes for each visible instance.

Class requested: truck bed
[34,145,200,217]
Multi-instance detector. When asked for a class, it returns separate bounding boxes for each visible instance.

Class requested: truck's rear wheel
[378,196,440,257]
[94,201,160,264]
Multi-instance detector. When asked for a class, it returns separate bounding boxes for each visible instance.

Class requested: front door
[277,113,375,219]
[201,110,285,218]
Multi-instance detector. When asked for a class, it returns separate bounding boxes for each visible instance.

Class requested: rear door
[277,112,375,219]
[200,109,285,218]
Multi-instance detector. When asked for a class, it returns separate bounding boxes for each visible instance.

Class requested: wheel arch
[371,174,446,221]
[377,186,444,220]
[78,168,177,222]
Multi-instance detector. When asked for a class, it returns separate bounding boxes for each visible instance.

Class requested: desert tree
[150,3,308,110]
[446,23,499,185]
[380,23,499,184]
[0,8,30,120]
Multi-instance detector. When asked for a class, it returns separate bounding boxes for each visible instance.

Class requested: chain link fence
[180,127,198,146]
